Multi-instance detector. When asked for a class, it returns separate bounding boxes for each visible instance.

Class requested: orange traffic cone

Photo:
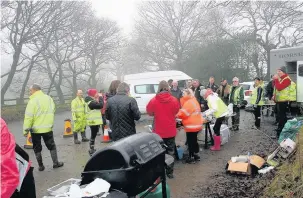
[63,119,73,138]
[24,132,33,149]
[101,125,112,143]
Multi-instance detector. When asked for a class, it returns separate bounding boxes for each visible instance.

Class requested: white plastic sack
[201,124,230,145]
[227,103,233,117]
[82,178,111,197]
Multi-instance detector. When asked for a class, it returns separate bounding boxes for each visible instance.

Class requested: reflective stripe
[184,124,202,128]
[25,112,34,117]
[32,125,53,129]
[180,109,190,116]
[87,117,102,120]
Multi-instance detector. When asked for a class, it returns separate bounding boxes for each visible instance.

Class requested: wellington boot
[50,149,64,169]
[73,133,81,144]
[81,132,89,142]
[210,135,221,151]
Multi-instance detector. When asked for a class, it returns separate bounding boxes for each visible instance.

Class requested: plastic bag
[278,117,303,144]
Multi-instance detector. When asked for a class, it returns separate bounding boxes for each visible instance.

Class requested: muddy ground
[7,110,277,198]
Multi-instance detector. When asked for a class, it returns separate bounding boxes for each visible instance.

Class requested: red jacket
[146,92,180,138]
[274,74,291,91]
[1,118,19,198]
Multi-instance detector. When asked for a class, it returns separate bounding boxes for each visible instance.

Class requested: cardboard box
[227,155,265,175]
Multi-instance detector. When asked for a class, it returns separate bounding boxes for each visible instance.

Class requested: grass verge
[262,126,303,198]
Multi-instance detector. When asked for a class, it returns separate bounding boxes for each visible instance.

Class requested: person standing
[146,80,180,178]
[23,84,63,171]
[217,79,230,105]
[2,118,37,198]
[273,66,296,138]
[201,89,228,151]
[71,89,89,144]
[168,79,173,89]
[191,79,208,112]
[176,89,203,164]
[207,76,219,92]
[251,78,265,129]
[265,75,277,119]
[105,83,141,141]
[85,89,104,155]
[229,77,244,131]
[170,80,183,102]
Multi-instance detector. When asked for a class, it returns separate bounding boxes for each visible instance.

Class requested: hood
[155,91,173,103]
[85,96,94,103]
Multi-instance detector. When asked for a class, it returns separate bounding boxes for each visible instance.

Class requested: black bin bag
[81,132,166,196]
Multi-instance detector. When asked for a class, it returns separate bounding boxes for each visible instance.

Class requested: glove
[202,112,206,117]
[253,104,257,108]
[237,104,241,108]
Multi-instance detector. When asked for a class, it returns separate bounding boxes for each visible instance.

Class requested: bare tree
[1,1,62,104]
[82,18,121,88]
[225,1,303,78]
[133,1,214,71]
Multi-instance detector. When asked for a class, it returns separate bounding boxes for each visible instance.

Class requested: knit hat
[87,89,98,97]
[278,66,287,73]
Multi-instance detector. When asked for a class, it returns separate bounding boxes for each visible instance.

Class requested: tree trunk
[19,59,35,104]
[1,46,22,104]
[72,72,77,98]
[266,50,270,79]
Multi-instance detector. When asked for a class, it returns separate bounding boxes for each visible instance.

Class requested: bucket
[176,146,184,160]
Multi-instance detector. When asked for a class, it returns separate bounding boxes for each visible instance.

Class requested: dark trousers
[232,106,240,129]
[31,132,56,153]
[163,137,176,175]
[277,102,288,136]
[253,106,261,128]
[186,132,199,156]
[11,167,36,198]
[213,117,225,136]
[89,125,100,146]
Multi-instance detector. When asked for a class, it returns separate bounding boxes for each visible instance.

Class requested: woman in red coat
[146,80,180,179]
[1,118,36,198]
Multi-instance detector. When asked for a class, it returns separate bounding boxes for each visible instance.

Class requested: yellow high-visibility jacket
[23,90,55,134]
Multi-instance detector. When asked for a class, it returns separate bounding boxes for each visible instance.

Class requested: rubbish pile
[226,137,297,176]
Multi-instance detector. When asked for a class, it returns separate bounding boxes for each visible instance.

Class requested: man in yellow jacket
[71,89,89,144]
[23,84,63,171]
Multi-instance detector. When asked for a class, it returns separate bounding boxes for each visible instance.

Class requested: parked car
[124,70,192,113]
[239,81,254,107]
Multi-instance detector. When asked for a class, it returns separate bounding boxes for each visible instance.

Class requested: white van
[124,70,192,113]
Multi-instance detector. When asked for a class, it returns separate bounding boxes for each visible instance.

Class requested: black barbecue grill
[81,132,168,198]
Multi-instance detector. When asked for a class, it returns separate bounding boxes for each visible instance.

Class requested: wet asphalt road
[7,110,276,198]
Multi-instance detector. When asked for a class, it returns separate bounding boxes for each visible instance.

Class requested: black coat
[191,85,208,111]
[105,93,141,141]
[265,80,274,99]
[171,87,183,101]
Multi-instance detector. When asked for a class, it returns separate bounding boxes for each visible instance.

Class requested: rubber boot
[210,135,221,151]
[88,140,96,156]
[193,153,200,161]
[185,153,195,164]
[50,149,64,169]
[35,152,45,171]
[88,144,96,156]
[73,133,81,144]
[81,132,89,142]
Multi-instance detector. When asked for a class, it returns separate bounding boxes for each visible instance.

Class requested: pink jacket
[1,118,19,197]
